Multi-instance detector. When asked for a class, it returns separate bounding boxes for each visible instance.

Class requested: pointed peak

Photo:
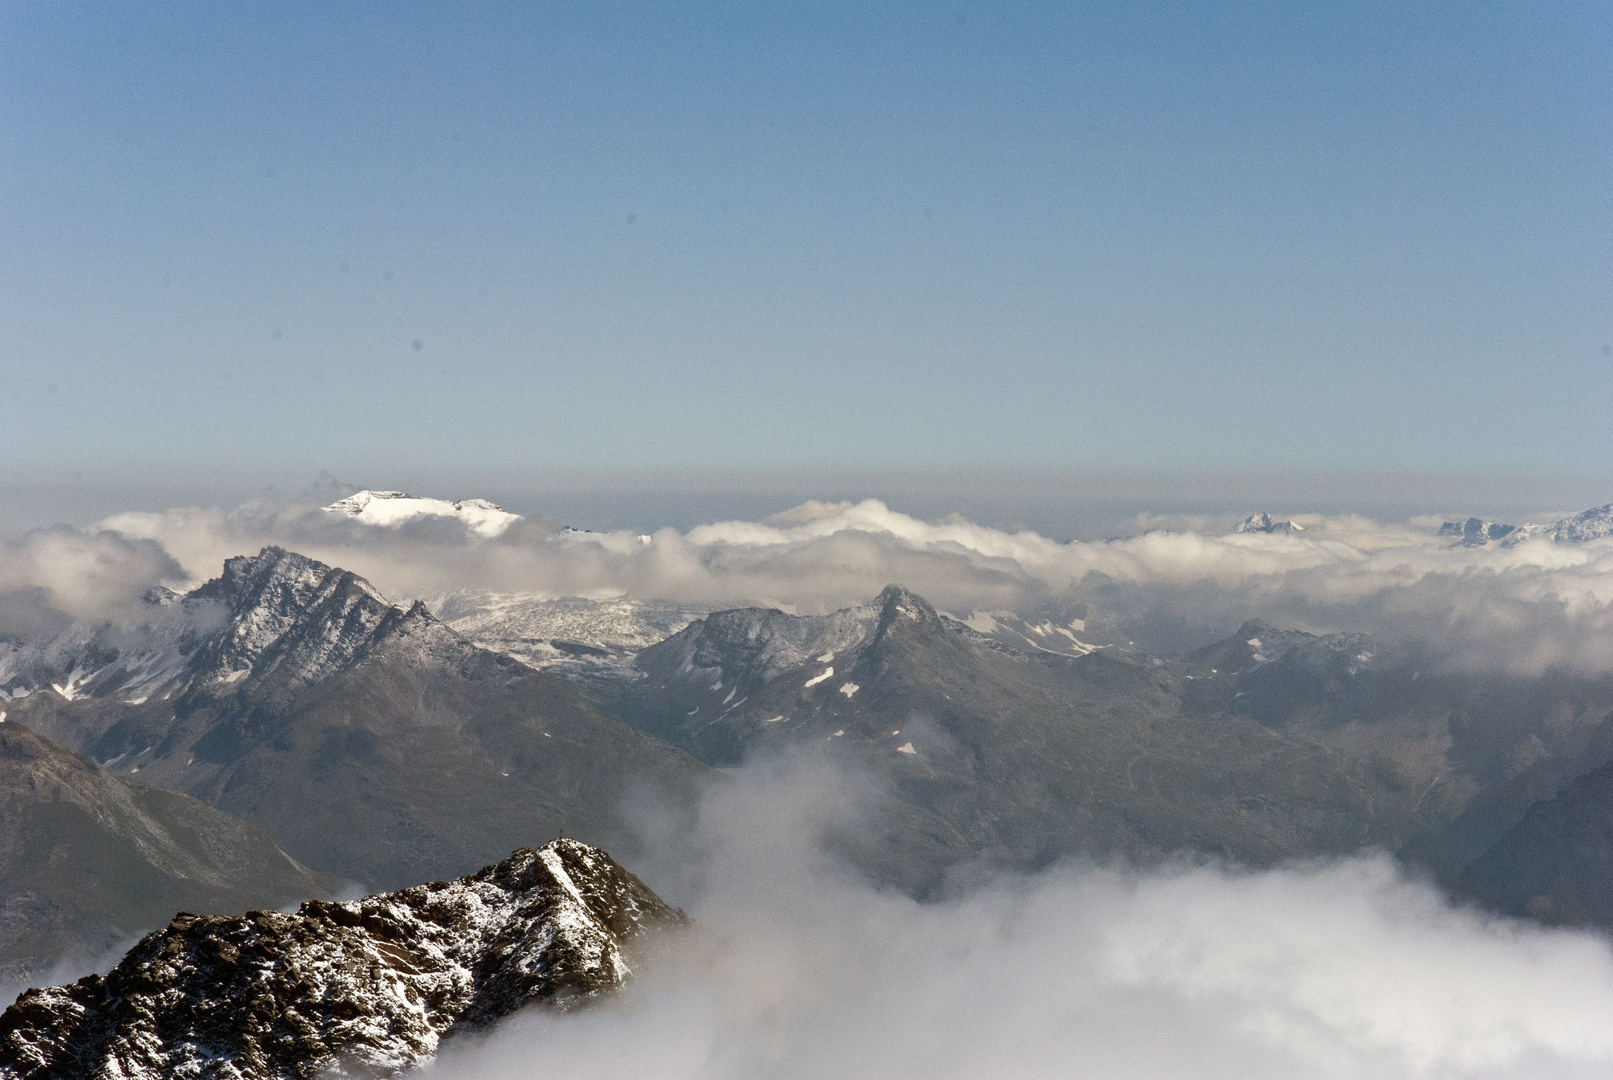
[202,547,386,607]
[875,585,940,625]
[1233,513,1304,535]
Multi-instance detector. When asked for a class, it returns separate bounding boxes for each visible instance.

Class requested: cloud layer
[0,527,183,637]
[18,494,1603,672]
[425,758,1613,1080]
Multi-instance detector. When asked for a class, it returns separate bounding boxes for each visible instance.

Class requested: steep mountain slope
[1455,761,1613,927]
[610,588,1439,887]
[0,723,337,988]
[1180,620,1613,887]
[602,588,1613,893]
[6,549,709,892]
[0,839,682,1080]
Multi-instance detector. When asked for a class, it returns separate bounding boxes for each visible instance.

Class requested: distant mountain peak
[1233,513,1305,535]
[875,584,937,622]
[1437,517,1519,546]
[1434,501,1613,548]
[1539,502,1613,544]
[323,490,521,537]
[181,547,412,692]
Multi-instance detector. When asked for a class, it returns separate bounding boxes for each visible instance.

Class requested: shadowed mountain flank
[0,723,338,988]
[6,549,709,892]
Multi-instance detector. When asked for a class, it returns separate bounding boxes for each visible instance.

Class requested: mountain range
[10,513,1613,997]
[1437,502,1613,547]
[583,585,1613,905]
[322,489,523,537]
[2,548,707,895]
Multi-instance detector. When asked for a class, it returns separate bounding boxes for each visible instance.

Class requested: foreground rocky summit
[0,840,683,1080]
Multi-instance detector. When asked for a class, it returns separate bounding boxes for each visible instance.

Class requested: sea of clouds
[420,757,1613,1080]
[7,494,1613,672]
[9,494,1613,1075]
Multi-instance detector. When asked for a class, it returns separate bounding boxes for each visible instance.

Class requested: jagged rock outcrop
[0,839,682,1080]
[1437,517,1518,546]
[1233,513,1304,535]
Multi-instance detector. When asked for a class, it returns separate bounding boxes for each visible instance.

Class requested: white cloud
[76,495,1613,672]
[0,527,183,630]
[427,758,1613,1080]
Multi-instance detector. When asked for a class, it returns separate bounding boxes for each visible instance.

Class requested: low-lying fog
[429,756,1613,1080]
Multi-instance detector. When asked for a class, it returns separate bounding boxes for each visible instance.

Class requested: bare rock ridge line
[0,839,683,1080]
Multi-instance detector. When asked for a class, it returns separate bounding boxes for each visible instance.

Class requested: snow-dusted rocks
[1437,502,1613,547]
[432,593,712,693]
[0,839,683,1080]
[1534,502,1613,544]
[0,548,414,707]
[1233,513,1305,535]
[323,490,522,537]
[185,546,415,691]
[1437,518,1519,546]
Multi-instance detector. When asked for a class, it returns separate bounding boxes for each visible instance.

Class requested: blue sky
[2,1,1609,488]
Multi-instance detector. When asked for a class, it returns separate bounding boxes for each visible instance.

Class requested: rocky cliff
[0,839,682,1079]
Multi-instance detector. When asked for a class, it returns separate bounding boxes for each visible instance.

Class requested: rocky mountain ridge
[5,549,708,892]
[594,586,1613,911]
[0,839,681,1080]
[1233,512,1304,534]
[1436,501,1613,547]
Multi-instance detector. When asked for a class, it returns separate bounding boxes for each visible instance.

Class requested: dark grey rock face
[8,549,709,893]
[0,722,338,989]
[604,587,1613,902]
[0,840,683,1080]
[1437,517,1519,546]
[614,588,1420,889]
[1457,762,1613,927]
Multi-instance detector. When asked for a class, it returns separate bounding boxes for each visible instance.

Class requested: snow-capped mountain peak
[1437,518,1519,546]
[323,489,522,537]
[0,548,433,707]
[1439,501,1613,547]
[1539,502,1613,544]
[1233,513,1304,535]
